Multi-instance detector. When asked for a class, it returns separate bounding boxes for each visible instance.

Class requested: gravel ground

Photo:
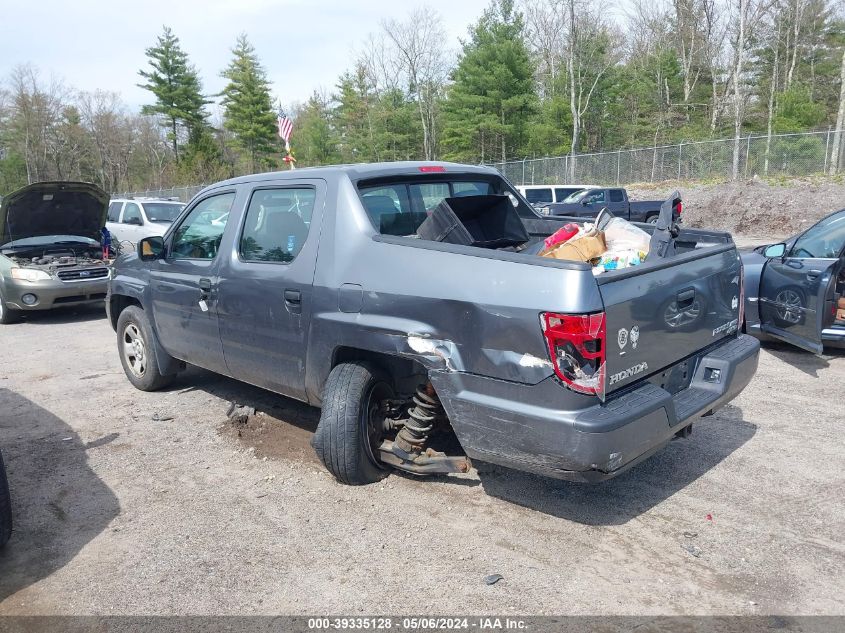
[0,304,843,616]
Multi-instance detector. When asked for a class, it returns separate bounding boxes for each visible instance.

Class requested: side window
[525,188,553,204]
[554,188,568,202]
[170,192,236,260]
[790,211,845,259]
[586,190,606,204]
[239,188,315,263]
[122,203,142,224]
[107,201,123,222]
[609,189,624,203]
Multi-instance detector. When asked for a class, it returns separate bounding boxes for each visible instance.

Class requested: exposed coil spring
[395,383,445,452]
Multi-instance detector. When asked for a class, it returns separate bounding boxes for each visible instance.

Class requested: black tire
[645,213,659,225]
[312,362,393,485]
[0,289,20,325]
[116,305,175,391]
[0,450,12,548]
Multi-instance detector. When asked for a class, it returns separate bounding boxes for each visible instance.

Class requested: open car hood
[0,181,109,246]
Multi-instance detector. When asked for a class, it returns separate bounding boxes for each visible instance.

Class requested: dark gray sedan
[742,209,845,353]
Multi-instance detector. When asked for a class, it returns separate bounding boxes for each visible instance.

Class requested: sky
[0,0,490,114]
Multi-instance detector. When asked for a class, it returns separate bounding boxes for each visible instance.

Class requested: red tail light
[676,200,683,215]
[418,166,446,173]
[541,312,607,399]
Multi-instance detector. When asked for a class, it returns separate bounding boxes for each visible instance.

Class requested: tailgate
[598,246,742,394]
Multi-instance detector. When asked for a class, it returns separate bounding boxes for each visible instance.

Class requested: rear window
[524,188,553,203]
[359,178,503,236]
[609,189,625,203]
[144,202,185,223]
[554,187,583,201]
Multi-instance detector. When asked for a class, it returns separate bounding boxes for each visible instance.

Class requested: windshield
[144,202,185,223]
[1,235,99,249]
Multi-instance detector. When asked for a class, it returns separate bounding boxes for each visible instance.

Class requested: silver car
[0,181,111,324]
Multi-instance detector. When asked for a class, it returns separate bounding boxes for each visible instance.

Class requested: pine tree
[293,92,340,166]
[138,26,211,161]
[220,34,278,173]
[442,0,535,163]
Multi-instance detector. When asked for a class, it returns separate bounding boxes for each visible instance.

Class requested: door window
[585,190,606,204]
[789,211,845,259]
[121,203,143,224]
[170,193,236,260]
[239,188,315,263]
[609,189,625,203]
[107,201,123,222]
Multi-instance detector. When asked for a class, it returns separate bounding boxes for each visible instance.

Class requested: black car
[742,209,845,353]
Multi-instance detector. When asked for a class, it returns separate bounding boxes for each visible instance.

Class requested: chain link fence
[114,184,207,202]
[491,129,845,186]
[115,129,844,198]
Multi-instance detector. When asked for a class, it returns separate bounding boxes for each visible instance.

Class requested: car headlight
[10,268,51,281]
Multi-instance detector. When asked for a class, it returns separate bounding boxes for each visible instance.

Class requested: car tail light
[541,312,607,399]
[676,200,683,216]
[418,166,446,173]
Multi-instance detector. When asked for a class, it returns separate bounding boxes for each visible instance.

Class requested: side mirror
[581,199,591,206]
[139,236,165,261]
[763,243,786,258]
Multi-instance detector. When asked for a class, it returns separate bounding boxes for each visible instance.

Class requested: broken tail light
[541,312,607,399]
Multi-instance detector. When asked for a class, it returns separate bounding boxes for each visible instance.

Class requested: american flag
[277,105,293,149]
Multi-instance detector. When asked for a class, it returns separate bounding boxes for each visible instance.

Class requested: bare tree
[830,44,845,173]
[7,64,72,183]
[380,7,451,160]
[562,0,620,178]
[729,0,770,179]
[78,91,134,193]
[523,0,566,98]
[763,7,784,175]
[701,0,731,132]
[673,0,706,115]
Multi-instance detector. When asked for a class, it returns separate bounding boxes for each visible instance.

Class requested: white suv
[516,184,598,214]
[106,198,186,248]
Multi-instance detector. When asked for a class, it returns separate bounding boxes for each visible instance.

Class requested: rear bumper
[0,276,108,311]
[432,334,760,482]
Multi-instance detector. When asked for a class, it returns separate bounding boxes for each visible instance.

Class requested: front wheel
[0,289,20,325]
[312,362,393,485]
[116,306,175,391]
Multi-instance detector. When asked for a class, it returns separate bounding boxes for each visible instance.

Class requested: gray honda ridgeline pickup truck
[107,162,759,485]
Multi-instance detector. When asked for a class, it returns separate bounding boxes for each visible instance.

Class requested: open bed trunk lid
[598,245,742,395]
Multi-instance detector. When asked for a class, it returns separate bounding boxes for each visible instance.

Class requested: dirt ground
[628,176,845,239]
[0,303,842,616]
